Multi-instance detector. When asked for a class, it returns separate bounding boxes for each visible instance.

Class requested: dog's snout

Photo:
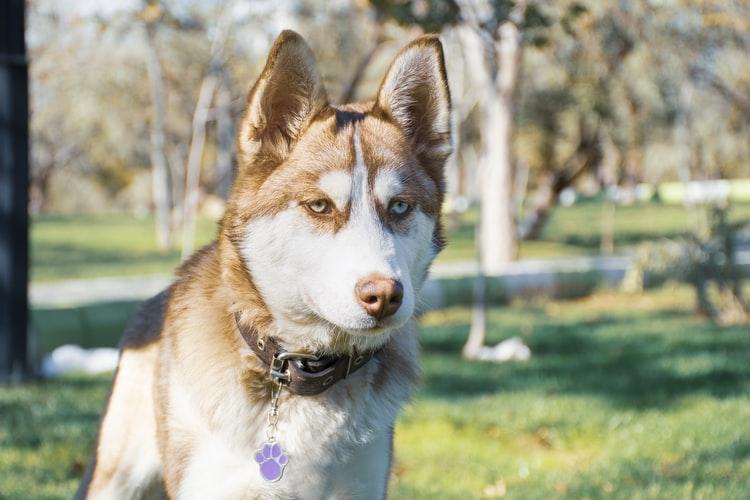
[355,276,404,320]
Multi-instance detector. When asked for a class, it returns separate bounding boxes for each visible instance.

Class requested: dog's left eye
[389,200,411,216]
[306,199,332,215]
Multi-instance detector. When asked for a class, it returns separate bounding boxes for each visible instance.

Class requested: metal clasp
[270,351,319,385]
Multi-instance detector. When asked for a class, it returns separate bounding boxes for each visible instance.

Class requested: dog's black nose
[355,276,404,320]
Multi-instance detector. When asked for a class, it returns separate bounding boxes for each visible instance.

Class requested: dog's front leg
[77,346,165,499]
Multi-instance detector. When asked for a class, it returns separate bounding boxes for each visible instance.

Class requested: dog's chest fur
[155,262,419,499]
[171,353,413,499]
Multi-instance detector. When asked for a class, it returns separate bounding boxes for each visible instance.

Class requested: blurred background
[1,0,749,498]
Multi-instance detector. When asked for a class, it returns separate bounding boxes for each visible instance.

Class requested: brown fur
[79,30,449,499]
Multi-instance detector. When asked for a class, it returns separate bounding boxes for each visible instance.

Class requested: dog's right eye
[305,199,332,215]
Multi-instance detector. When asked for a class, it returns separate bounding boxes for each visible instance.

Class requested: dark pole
[0,0,30,381]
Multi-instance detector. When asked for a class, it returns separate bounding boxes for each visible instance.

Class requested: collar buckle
[270,351,319,385]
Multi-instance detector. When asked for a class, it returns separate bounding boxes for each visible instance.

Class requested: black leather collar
[234,313,379,396]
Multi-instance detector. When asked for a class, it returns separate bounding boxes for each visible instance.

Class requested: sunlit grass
[389,286,750,499]
[0,374,111,498]
[3,287,749,498]
[31,214,217,282]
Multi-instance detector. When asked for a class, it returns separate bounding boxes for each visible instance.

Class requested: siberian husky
[77,30,451,499]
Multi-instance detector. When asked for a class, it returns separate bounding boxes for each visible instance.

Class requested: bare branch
[689,64,750,115]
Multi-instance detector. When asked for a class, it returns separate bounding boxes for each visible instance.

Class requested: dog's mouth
[301,292,406,336]
[343,322,392,336]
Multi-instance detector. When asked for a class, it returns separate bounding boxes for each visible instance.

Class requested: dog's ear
[375,35,452,168]
[238,30,328,174]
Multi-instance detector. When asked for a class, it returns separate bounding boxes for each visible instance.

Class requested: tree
[457,0,526,359]
[180,1,236,260]
[142,1,173,250]
[458,0,526,271]
[370,0,553,360]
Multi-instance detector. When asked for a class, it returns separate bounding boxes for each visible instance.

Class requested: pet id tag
[255,442,289,482]
[257,383,288,482]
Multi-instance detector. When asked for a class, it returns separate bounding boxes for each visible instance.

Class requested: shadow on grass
[419,307,750,408]
[0,375,111,448]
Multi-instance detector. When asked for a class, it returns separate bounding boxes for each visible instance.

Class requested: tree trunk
[599,131,618,255]
[674,83,694,208]
[180,2,234,259]
[145,21,172,250]
[517,173,556,241]
[29,161,54,215]
[214,71,234,199]
[181,72,218,260]
[463,270,487,359]
[464,180,489,360]
[600,201,615,255]
[461,2,526,360]
[674,81,707,240]
[168,144,186,232]
[518,129,601,241]
[29,142,76,215]
[622,96,643,204]
[479,17,523,274]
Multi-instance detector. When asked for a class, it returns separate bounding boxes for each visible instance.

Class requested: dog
[77,30,451,499]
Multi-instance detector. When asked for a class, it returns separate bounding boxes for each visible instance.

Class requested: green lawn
[3,286,749,498]
[391,286,750,498]
[30,214,218,282]
[31,202,750,282]
[440,201,750,262]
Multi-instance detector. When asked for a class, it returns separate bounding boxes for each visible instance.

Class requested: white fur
[86,348,164,500]
[373,169,403,206]
[169,326,417,499]
[318,170,352,210]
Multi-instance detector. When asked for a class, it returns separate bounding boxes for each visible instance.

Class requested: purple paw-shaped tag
[255,442,288,482]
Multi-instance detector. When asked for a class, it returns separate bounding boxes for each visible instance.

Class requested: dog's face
[225,31,451,348]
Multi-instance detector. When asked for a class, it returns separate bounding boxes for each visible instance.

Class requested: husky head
[224,30,451,351]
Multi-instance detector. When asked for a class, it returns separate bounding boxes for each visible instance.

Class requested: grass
[440,201,750,262]
[30,202,750,282]
[390,287,750,499]
[3,286,749,498]
[0,375,109,498]
[30,214,217,282]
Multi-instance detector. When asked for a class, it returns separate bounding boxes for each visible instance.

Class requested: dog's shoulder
[120,288,170,351]
[119,241,221,352]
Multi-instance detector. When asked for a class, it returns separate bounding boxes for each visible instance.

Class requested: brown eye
[306,199,332,215]
[389,199,411,217]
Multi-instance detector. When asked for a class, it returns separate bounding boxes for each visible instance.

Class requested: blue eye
[306,199,331,214]
[389,200,411,216]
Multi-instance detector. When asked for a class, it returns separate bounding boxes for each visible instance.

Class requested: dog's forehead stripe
[318,170,352,210]
[351,125,369,216]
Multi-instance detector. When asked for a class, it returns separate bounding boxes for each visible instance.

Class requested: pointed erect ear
[375,35,452,165]
[238,30,328,170]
